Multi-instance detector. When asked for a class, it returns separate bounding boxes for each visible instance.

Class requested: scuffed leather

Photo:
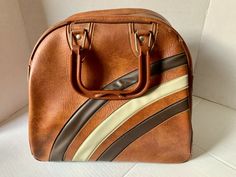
[28,8,193,162]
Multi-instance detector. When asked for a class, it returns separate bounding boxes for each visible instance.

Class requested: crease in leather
[72,75,188,161]
[98,98,189,161]
[106,52,187,90]
[50,53,187,161]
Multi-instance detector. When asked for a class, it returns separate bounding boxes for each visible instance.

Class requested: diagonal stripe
[89,89,188,161]
[64,65,188,160]
[72,75,188,161]
[98,98,189,161]
[50,53,187,161]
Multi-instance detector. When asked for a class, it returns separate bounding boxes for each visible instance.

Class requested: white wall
[18,0,48,50]
[0,0,210,123]
[193,0,236,109]
[0,0,29,123]
[19,0,210,66]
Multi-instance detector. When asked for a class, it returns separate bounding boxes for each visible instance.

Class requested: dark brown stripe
[50,53,187,161]
[97,98,189,161]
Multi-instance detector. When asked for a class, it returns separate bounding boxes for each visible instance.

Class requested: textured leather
[114,110,191,163]
[89,89,189,161]
[65,64,188,161]
[72,75,188,161]
[51,54,188,161]
[98,98,189,161]
[28,8,193,162]
[71,24,157,99]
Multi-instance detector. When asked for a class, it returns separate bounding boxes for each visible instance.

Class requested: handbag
[28,8,193,162]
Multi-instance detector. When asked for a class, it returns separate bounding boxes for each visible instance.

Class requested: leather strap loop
[71,45,151,100]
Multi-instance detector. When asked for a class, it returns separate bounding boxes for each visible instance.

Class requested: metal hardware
[139,35,145,42]
[69,27,88,50]
[75,34,81,40]
[134,31,155,53]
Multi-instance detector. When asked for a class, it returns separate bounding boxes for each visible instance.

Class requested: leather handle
[71,46,150,100]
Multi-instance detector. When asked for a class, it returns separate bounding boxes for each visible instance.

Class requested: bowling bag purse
[28,8,193,162]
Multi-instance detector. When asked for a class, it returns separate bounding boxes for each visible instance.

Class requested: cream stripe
[72,75,188,161]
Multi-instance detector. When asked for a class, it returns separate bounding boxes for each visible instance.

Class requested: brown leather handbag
[28,8,193,163]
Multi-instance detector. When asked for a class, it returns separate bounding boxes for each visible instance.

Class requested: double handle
[69,23,157,100]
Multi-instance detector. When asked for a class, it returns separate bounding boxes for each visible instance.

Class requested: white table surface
[1,96,236,177]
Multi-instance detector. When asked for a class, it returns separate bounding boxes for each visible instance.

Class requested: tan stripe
[64,100,127,160]
[89,89,189,160]
[114,110,191,163]
[64,64,188,160]
[72,75,188,161]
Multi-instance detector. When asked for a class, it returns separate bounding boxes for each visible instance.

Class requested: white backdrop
[3,0,235,123]
[0,0,29,123]
[193,0,236,109]
[19,0,210,65]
